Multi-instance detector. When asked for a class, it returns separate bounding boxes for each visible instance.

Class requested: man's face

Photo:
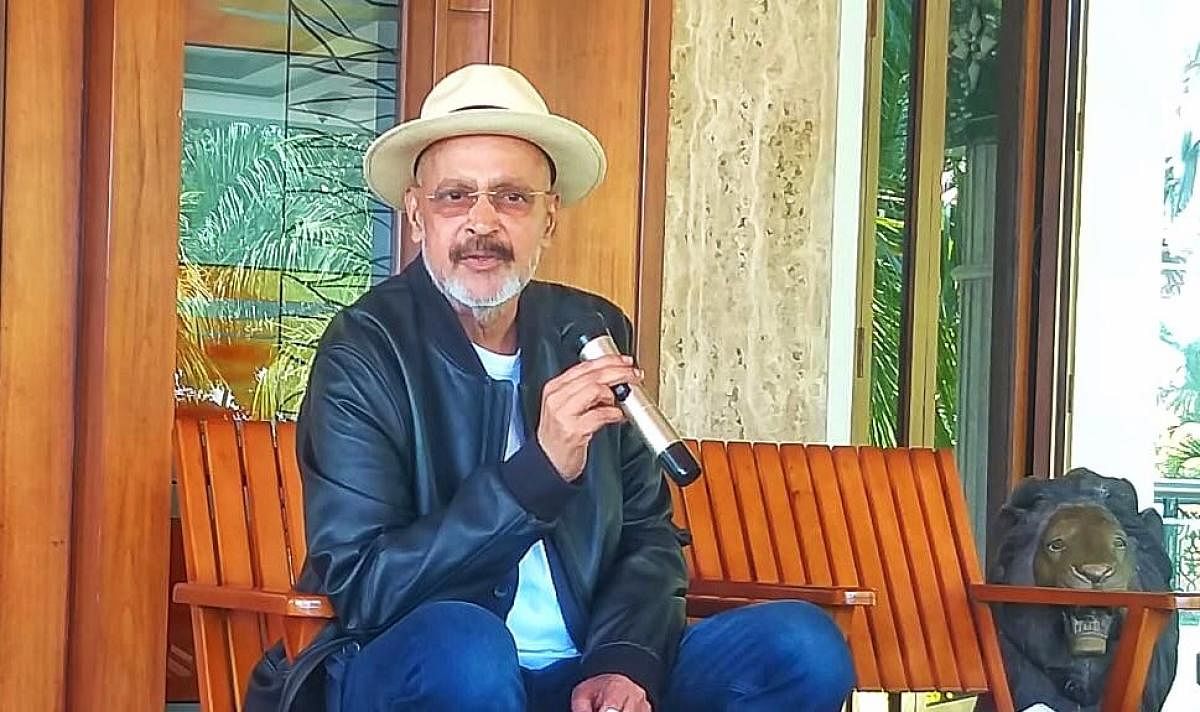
[404,135,558,313]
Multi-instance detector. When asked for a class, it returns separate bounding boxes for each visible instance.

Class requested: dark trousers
[325,599,855,711]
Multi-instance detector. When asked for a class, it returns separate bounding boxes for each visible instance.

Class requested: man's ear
[542,194,560,245]
[404,187,424,245]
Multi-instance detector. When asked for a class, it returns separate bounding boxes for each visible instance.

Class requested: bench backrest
[670,440,1011,700]
[174,416,1012,706]
[174,416,308,710]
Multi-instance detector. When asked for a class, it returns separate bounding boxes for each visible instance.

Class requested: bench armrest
[970,583,1200,610]
[686,579,875,618]
[173,583,335,618]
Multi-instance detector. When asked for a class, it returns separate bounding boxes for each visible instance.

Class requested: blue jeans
[325,600,854,711]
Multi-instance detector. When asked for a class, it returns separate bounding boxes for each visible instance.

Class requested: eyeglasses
[421,186,553,217]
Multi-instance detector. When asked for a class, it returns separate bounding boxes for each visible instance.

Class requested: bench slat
[700,441,753,581]
[860,447,934,688]
[203,421,267,708]
[936,451,1015,710]
[832,446,902,690]
[911,449,988,690]
[780,445,833,586]
[884,449,962,689]
[728,442,780,583]
[242,421,293,648]
[805,446,882,690]
[174,419,236,712]
[274,424,308,583]
[680,440,724,579]
[752,444,807,584]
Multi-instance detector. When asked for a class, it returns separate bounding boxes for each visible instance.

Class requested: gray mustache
[451,237,514,263]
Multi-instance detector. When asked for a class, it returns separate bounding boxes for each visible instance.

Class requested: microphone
[562,312,702,487]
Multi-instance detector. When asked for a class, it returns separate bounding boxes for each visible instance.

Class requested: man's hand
[570,673,651,712]
[537,355,641,480]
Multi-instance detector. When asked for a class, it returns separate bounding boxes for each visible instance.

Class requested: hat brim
[363,109,607,209]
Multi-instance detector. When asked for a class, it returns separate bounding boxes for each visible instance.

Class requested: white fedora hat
[363,64,607,209]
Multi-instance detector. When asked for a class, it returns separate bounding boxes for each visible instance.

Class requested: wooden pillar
[66,0,185,708]
[989,0,1043,541]
[0,0,84,709]
[0,0,183,707]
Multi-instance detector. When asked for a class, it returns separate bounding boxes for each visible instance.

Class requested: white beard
[422,242,543,325]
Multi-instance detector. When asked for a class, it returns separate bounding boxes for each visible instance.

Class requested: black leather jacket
[277,259,687,708]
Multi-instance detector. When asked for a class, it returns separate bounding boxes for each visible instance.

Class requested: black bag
[243,631,355,712]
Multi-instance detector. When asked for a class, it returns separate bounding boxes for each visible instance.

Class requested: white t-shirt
[472,343,580,669]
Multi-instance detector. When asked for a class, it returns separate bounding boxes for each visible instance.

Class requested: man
[284,64,854,711]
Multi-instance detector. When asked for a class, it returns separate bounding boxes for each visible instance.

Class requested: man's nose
[465,192,501,232]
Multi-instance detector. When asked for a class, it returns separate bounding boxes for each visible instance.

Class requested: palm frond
[176,114,382,418]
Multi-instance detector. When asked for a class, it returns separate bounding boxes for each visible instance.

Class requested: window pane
[1071,3,1198,707]
[176,0,399,420]
[937,0,1001,540]
[869,0,916,447]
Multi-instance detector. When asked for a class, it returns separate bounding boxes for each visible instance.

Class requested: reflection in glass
[938,0,1001,540]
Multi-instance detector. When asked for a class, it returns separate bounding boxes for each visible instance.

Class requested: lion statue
[988,468,1178,712]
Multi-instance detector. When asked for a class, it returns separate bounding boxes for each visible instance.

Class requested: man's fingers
[569,687,594,712]
[555,382,617,420]
[577,406,626,435]
[547,365,641,413]
[595,690,632,712]
[545,355,634,393]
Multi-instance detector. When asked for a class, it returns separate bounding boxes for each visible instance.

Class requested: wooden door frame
[66,0,186,707]
[0,0,185,707]
[987,0,1086,552]
[0,0,84,708]
[631,0,673,396]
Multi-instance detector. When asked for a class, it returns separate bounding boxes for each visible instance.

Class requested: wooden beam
[397,0,493,270]
[989,0,1045,541]
[901,0,952,448]
[1031,0,1086,478]
[0,0,84,708]
[65,0,185,706]
[852,0,885,445]
[402,0,438,122]
[488,0,512,64]
[635,0,672,400]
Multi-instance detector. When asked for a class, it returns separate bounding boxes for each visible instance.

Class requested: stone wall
[659,0,841,441]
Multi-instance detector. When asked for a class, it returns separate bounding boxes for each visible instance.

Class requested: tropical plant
[867,0,913,447]
[176,117,380,419]
[1156,42,1200,478]
[1160,422,1200,479]
[1163,45,1200,221]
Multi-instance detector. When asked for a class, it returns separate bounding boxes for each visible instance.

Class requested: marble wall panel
[659,0,841,441]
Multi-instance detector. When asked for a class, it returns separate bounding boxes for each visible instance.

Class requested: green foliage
[1164,45,1200,220]
[1160,423,1200,479]
[1157,42,1200,477]
[176,117,380,419]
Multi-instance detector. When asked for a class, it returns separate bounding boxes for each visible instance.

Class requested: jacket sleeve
[296,338,579,635]
[579,314,689,704]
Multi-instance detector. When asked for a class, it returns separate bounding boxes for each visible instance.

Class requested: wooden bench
[173,415,1198,712]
